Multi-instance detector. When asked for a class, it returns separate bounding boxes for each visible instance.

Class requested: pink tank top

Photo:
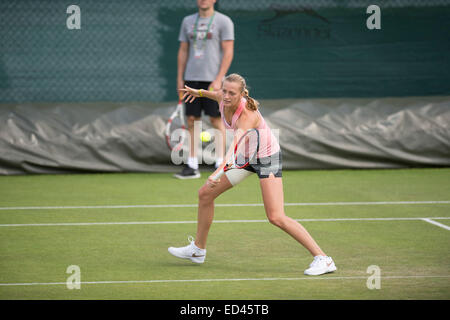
[219,98,280,158]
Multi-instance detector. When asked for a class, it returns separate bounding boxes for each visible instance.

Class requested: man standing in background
[175,0,234,179]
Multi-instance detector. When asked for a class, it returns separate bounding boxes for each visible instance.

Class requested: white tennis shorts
[224,152,283,186]
[225,168,254,186]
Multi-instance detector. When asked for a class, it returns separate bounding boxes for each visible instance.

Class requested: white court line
[0,217,449,227]
[1,275,449,287]
[0,201,449,211]
[421,218,450,231]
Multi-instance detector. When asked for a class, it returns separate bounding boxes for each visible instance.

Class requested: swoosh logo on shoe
[326,261,333,267]
[192,253,205,258]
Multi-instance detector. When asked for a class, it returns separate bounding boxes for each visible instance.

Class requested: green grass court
[0,168,449,299]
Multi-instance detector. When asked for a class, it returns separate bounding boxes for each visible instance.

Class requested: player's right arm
[206,128,242,188]
[177,41,189,94]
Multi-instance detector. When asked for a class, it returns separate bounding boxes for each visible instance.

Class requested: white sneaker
[168,236,206,264]
[304,256,337,276]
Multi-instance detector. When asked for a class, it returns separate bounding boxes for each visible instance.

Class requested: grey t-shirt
[179,11,234,82]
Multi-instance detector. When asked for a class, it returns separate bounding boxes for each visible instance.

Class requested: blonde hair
[223,73,259,111]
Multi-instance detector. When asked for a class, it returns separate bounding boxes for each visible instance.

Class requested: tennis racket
[211,129,260,181]
[165,98,186,151]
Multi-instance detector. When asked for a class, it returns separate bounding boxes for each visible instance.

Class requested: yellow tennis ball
[200,131,211,142]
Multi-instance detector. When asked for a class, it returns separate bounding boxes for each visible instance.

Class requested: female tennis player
[168,73,336,276]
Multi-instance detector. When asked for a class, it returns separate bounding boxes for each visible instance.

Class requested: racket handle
[211,169,225,181]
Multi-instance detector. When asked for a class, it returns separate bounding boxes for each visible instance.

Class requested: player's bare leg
[195,175,233,249]
[259,174,325,257]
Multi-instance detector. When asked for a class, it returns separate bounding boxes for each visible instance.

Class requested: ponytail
[243,88,259,111]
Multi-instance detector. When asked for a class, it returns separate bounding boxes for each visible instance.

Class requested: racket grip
[211,169,225,181]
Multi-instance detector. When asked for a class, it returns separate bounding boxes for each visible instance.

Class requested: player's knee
[267,213,286,228]
[198,185,214,203]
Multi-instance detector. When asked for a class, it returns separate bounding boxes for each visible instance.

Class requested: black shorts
[184,81,221,118]
[244,151,283,179]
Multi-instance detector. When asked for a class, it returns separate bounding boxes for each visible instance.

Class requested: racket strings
[235,130,259,168]
[167,105,186,150]
[168,123,184,146]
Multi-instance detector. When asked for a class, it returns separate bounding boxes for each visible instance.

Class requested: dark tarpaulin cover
[0,96,449,175]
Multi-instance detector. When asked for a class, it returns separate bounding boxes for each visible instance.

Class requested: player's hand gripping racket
[211,129,260,181]
[165,98,186,151]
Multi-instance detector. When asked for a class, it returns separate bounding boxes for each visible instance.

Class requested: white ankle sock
[215,158,223,168]
[187,157,198,170]
[192,242,206,252]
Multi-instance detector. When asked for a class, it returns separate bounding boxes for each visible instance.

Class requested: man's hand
[209,78,222,92]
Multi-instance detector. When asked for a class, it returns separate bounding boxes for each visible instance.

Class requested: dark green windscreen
[1,0,449,103]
